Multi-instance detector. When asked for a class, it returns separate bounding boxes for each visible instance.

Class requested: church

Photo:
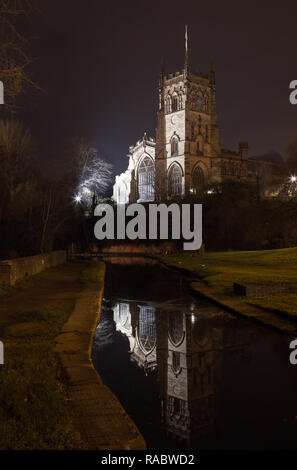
[113,29,249,204]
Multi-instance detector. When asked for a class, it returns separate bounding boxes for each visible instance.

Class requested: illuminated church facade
[113,31,249,204]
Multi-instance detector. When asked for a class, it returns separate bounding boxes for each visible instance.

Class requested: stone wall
[0,251,67,286]
[233,281,293,297]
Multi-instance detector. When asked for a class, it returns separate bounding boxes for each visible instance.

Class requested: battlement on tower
[162,68,214,86]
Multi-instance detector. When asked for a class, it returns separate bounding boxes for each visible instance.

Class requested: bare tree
[0,0,36,111]
[0,118,36,200]
[69,136,113,204]
[39,177,75,253]
[78,157,113,198]
[0,118,42,256]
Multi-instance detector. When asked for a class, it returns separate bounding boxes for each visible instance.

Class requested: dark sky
[20,0,297,176]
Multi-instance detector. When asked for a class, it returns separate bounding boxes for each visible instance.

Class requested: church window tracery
[138,306,156,354]
[138,156,155,201]
[168,164,183,197]
[192,166,205,196]
[165,95,172,113]
[178,93,183,109]
[172,93,178,112]
[169,312,184,345]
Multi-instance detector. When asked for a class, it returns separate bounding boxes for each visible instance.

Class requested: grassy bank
[158,247,297,318]
[0,261,105,449]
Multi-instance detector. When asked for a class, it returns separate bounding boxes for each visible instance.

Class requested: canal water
[91,257,297,450]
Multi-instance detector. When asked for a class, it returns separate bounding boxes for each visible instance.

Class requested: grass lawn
[158,247,297,317]
[0,261,105,449]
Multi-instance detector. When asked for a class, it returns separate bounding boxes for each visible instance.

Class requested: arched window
[168,164,182,196]
[165,95,171,113]
[172,94,178,112]
[192,166,205,196]
[138,306,156,354]
[178,93,183,109]
[169,312,184,346]
[171,136,179,156]
[138,156,155,201]
[169,396,185,418]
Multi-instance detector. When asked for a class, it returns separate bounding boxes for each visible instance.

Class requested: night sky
[20,0,297,177]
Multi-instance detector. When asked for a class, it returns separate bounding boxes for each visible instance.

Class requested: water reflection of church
[114,302,158,372]
[113,300,230,443]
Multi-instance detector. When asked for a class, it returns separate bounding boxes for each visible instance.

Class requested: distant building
[113,29,268,204]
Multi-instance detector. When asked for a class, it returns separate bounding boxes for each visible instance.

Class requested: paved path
[55,263,146,450]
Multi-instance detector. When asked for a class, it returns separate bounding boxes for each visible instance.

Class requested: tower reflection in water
[92,259,297,449]
[108,298,251,445]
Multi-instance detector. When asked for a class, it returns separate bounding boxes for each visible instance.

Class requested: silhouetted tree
[0,1,37,111]
[285,139,297,174]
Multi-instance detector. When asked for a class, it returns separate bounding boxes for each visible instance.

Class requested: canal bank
[155,250,297,335]
[0,262,85,449]
[91,256,297,450]
[55,260,146,450]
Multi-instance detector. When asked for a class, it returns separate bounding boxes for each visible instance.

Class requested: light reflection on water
[92,257,297,450]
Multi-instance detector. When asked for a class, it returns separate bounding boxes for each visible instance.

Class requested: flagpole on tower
[185,24,189,72]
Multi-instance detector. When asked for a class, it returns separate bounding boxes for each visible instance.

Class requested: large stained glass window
[138,156,155,201]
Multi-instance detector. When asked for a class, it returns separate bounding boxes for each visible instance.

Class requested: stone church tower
[113,27,249,204]
[155,28,221,199]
